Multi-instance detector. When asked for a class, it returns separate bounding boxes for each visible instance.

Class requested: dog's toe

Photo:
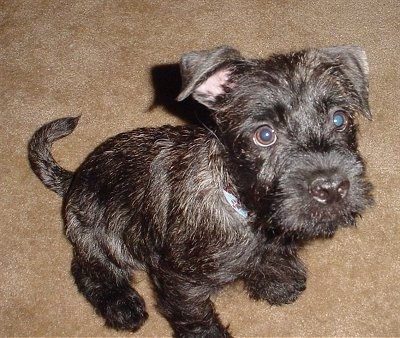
[100,290,148,331]
[247,276,306,305]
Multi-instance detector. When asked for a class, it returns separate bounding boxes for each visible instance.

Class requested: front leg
[151,272,231,338]
[245,248,307,305]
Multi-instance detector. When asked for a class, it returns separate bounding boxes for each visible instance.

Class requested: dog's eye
[333,110,349,131]
[253,125,277,147]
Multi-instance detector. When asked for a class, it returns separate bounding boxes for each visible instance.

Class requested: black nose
[309,175,350,204]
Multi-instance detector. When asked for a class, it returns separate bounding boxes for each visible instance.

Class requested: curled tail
[28,116,80,197]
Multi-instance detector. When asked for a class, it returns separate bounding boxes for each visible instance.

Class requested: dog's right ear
[177,46,243,109]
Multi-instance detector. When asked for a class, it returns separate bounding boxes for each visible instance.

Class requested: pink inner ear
[195,69,232,99]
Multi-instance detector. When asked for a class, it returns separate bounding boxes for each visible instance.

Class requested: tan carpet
[1,1,399,336]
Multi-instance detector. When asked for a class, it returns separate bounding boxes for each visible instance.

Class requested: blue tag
[223,189,248,218]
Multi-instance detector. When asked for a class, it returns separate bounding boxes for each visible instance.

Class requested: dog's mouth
[269,196,353,239]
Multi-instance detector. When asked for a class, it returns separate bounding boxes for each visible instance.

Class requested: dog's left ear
[322,46,372,120]
[177,46,243,109]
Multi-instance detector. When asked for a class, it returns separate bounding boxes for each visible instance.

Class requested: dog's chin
[284,217,355,240]
[295,220,347,239]
[271,200,359,240]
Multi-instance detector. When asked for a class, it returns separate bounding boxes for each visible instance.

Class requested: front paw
[99,289,148,331]
[246,274,306,305]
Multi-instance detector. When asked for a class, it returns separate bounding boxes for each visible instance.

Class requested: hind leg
[71,252,148,331]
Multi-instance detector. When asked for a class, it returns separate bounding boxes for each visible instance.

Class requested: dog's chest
[162,182,260,279]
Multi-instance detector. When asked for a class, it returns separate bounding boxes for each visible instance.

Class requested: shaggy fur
[28,46,373,337]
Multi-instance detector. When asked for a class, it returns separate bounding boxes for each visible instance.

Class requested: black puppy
[28,46,373,337]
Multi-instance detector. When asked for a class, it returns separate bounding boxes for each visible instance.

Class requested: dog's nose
[309,175,350,204]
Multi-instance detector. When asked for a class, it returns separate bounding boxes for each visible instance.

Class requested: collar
[223,188,248,218]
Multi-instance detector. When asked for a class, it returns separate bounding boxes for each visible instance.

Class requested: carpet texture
[1,1,399,336]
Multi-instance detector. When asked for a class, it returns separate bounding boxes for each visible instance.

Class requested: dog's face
[178,46,373,239]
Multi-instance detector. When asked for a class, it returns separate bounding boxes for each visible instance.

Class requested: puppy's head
[178,46,373,239]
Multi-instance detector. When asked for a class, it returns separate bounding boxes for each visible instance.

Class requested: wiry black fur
[28,46,373,337]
